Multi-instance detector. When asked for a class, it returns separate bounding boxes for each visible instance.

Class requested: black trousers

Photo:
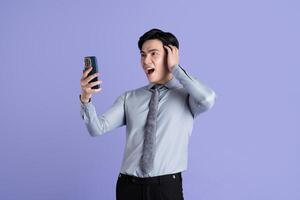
[116,172,184,200]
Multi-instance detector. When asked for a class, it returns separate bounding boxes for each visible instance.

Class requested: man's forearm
[79,92,127,137]
[171,64,217,108]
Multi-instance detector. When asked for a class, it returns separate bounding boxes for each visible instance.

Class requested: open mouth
[146,68,155,75]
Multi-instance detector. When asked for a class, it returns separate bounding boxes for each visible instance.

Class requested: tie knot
[151,84,165,91]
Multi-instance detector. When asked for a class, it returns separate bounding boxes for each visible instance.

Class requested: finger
[82,66,91,74]
[174,46,179,54]
[88,80,102,88]
[81,74,97,86]
[168,45,177,53]
[85,72,99,84]
[171,45,177,51]
[91,88,102,93]
[80,76,91,86]
[169,45,178,52]
[82,66,93,77]
[82,68,92,80]
[164,45,172,53]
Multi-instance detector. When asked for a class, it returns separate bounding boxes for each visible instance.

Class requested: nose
[142,55,151,66]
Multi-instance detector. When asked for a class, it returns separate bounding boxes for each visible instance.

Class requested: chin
[146,73,168,84]
[149,80,163,85]
[146,76,157,83]
[148,79,157,84]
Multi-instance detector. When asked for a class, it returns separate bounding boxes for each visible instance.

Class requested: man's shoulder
[126,85,149,94]
[118,85,148,100]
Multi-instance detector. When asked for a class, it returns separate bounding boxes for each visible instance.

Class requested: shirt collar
[146,76,180,90]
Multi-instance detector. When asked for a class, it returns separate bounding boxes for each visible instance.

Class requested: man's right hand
[80,66,102,103]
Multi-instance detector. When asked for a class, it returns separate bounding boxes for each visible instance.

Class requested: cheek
[156,57,168,69]
[155,65,168,75]
[154,55,165,65]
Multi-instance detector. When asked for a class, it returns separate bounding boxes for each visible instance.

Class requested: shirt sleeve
[171,64,217,118]
[79,92,126,137]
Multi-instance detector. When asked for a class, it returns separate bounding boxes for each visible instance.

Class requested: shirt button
[132,178,136,183]
[172,175,176,179]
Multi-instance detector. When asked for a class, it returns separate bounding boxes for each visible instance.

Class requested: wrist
[80,94,91,103]
[170,64,180,73]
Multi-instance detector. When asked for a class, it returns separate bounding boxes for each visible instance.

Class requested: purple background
[1,0,299,199]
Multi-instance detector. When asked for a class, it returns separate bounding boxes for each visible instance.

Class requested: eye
[152,52,158,56]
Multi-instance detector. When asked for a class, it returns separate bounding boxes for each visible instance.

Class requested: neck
[155,74,173,85]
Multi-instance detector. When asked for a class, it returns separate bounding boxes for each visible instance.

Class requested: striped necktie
[140,84,164,175]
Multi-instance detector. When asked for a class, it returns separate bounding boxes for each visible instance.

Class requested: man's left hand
[164,45,179,72]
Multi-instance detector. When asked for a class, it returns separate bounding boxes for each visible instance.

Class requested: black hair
[138,28,179,51]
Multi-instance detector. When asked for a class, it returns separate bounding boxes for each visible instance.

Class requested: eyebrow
[140,49,160,54]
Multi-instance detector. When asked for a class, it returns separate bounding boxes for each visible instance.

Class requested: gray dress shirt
[80,64,217,177]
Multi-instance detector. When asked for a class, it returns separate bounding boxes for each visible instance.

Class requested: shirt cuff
[170,64,180,73]
[79,94,91,105]
[171,64,193,80]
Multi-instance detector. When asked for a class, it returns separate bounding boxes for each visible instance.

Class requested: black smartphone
[84,56,100,89]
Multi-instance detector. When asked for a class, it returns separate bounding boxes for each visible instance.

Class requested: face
[140,39,173,84]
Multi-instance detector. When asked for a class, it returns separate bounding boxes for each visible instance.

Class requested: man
[79,28,217,200]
